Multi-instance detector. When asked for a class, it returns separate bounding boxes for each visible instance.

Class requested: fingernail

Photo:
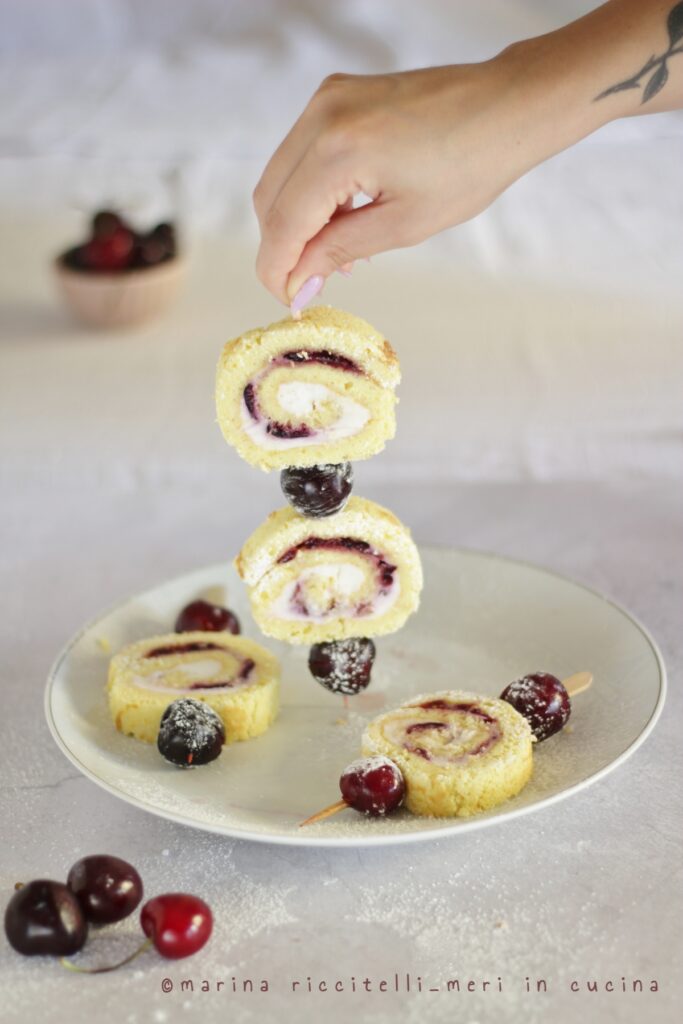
[338,262,354,278]
[290,275,324,318]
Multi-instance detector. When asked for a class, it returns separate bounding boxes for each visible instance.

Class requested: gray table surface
[1,228,681,1024]
[2,476,681,1024]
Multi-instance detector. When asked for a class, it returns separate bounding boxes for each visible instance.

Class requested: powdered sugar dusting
[343,755,401,776]
[158,698,224,758]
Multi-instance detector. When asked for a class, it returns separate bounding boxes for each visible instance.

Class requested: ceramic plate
[45,548,665,846]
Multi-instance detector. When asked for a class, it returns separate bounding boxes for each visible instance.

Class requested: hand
[253,54,563,308]
[253,0,683,310]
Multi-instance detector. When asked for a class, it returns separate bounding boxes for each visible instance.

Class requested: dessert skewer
[216,305,423,698]
[300,671,593,826]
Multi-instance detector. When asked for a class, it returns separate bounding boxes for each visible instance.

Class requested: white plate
[45,548,666,847]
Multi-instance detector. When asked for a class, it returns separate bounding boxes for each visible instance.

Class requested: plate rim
[44,545,667,847]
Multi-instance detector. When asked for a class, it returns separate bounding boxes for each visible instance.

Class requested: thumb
[286,198,408,305]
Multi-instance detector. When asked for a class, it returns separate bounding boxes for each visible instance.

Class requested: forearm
[502,0,683,172]
[254,0,683,305]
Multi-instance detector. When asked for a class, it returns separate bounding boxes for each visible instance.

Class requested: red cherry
[339,756,405,816]
[175,599,240,634]
[82,229,135,272]
[140,894,212,959]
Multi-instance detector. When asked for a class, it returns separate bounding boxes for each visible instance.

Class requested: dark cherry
[339,757,405,816]
[131,222,177,268]
[150,221,176,246]
[91,210,125,239]
[141,893,212,959]
[500,671,571,741]
[157,698,225,768]
[175,599,240,634]
[4,880,88,956]
[67,855,143,925]
[308,637,376,695]
[280,463,353,518]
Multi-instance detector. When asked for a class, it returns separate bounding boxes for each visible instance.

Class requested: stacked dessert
[216,306,423,695]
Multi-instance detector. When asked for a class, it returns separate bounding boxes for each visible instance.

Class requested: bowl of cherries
[54,210,184,328]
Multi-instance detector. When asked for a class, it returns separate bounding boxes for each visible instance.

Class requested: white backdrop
[1,0,682,481]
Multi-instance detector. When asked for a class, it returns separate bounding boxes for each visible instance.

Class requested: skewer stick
[299,799,347,827]
[562,671,593,698]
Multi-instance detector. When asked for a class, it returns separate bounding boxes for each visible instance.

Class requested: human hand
[254,0,683,312]
[253,54,568,310]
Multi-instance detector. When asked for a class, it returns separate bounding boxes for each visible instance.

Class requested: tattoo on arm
[595,1,683,104]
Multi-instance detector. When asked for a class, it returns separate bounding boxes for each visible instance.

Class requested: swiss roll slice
[362,690,534,817]
[216,306,400,470]
[108,632,279,744]
[235,496,423,644]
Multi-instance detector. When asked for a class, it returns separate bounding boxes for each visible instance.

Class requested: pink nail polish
[338,266,353,278]
[290,275,324,318]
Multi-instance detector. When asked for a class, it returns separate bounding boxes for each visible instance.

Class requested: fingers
[255,145,357,304]
[254,74,356,230]
[286,197,416,305]
[253,111,321,232]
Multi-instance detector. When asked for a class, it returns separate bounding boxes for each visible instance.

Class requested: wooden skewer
[300,671,594,827]
[562,671,593,698]
[299,799,347,827]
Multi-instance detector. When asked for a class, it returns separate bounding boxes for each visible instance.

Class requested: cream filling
[240,381,370,450]
[132,657,255,695]
[269,562,400,623]
[381,709,497,767]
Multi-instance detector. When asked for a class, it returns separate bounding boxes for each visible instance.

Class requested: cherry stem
[299,799,348,827]
[562,671,593,699]
[60,937,154,974]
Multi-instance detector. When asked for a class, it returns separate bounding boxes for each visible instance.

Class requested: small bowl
[54,254,186,328]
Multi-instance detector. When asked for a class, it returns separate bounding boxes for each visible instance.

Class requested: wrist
[492,34,612,173]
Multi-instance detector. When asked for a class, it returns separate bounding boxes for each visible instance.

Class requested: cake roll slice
[362,691,533,817]
[236,496,423,644]
[215,306,400,471]
[108,632,279,745]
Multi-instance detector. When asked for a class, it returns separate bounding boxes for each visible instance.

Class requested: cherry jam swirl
[403,701,502,762]
[145,640,225,658]
[276,537,396,621]
[143,642,255,690]
[279,350,361,373]
[243,349,363,439]
[277,537,396,589]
